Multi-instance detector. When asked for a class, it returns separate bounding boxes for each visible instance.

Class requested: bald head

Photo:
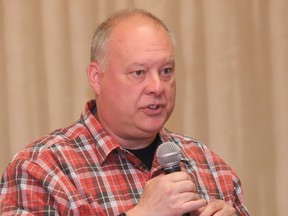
[90,8,175,69]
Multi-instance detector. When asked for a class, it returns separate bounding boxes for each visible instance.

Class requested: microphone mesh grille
[156,142,181,168]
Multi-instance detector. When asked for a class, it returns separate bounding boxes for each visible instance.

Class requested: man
[0,8,249,216]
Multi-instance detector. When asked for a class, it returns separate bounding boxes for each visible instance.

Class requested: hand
[198,200,237,216]
[126,172,206,216]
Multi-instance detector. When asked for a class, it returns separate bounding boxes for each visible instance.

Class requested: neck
[114,135,157,150]
[95,113,158,150]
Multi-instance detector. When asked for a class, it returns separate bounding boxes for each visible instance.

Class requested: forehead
[108,19,172,55]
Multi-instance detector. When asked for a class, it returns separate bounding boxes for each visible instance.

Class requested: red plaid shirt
[0,100,249,215]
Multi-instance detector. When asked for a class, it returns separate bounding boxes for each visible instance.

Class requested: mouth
[147,105,160,110]
[142,104,164,115]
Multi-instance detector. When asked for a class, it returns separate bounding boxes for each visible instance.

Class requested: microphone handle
[163,164,181,174]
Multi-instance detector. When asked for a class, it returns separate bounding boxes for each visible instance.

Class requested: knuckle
[190,192,199,200]
[209,201,218,211]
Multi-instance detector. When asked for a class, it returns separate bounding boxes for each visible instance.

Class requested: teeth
[148,105,158,109]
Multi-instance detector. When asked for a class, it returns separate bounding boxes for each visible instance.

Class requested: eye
[160,67,174,81]
[127,69,146,82]
[161,68,172,75]
[134,70,144,77]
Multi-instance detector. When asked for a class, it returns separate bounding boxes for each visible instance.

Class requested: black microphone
[156,142,190,216]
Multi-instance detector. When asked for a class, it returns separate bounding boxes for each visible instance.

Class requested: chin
[141,122,165,133]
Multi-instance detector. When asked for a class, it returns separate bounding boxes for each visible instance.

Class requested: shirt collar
[80,100,189,167]
[80,100,121,165]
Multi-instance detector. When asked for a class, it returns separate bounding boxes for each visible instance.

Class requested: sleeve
[0,159,60,215]
[232,175,250,216]
[0,154,99,216]
[199,143,250,216]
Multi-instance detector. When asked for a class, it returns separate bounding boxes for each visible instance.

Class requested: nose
[145,72,164,96]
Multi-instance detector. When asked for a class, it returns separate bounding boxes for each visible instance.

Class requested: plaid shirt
[0,100,249,216]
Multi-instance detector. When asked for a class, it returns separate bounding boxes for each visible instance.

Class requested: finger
[181,191,200,201]
[199,200,236,216]
[161,172,197,192]
[164,171,191,182]
[183,199,207,214]
[169,174,195,188]
[213,206,237,216]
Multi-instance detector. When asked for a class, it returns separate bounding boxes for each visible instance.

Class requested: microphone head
[156,142,181,168]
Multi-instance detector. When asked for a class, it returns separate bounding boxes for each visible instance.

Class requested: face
[87,16,176,147]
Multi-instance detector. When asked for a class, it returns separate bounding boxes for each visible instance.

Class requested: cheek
[101,80,136,105]
[167,81,176,100]
[100,75,120,94]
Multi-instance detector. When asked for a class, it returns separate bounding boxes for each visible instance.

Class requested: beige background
[0,0,287,215]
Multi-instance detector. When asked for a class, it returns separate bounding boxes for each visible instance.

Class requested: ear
[86,62,102,95]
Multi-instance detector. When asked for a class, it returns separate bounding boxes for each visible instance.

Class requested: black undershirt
[127,135,161,170]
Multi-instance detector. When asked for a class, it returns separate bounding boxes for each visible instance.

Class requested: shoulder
[160,128,235,172]
[159,128,246,208]
[159,128,206,152]
[1,121,98,190]
[9,120,92,168]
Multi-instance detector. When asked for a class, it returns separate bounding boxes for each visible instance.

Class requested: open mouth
[148,105,159,110]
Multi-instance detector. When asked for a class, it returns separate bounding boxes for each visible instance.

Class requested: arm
[0,157,101,216]
[0,160,60,215]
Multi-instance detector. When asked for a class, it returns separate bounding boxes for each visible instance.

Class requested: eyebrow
[165,59,175,66]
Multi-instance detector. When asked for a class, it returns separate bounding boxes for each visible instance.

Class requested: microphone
[156,142,190,216]
[156,142,182,174]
